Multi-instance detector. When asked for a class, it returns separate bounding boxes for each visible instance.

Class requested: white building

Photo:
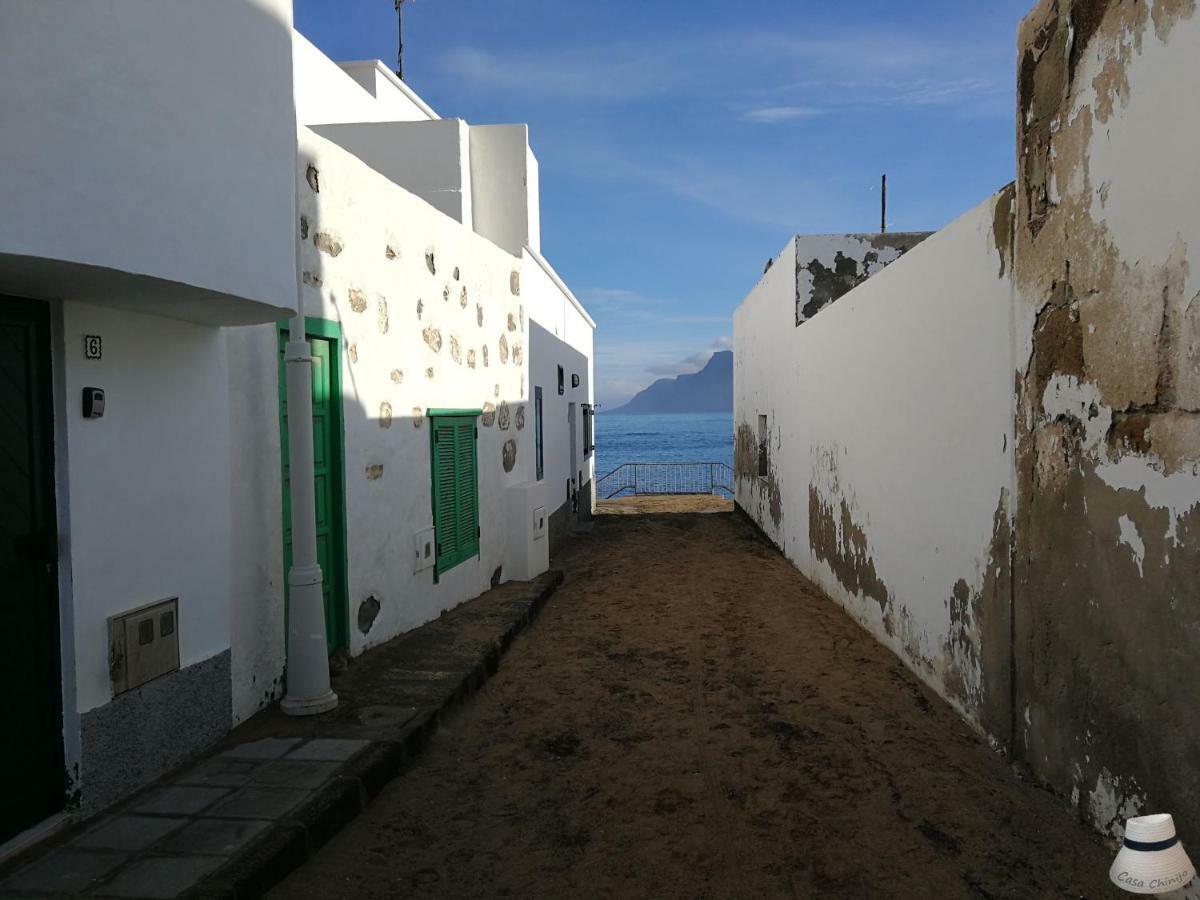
[0,2,594,850]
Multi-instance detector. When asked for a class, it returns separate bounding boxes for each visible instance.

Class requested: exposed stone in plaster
[391,369,403,384]
[481,402,496,427]
[498,401,511,431]
[460,286,468,309]
[377,298,389,334]
[516,405,525,430]
[385,244,398,260]
[477,304,484,327]
[494,384,500,398]
[449,335,462,364]
[507,313,517,332]
[482,346,489,367]
[348,288,367,313]
[305,165,319,193]
[365,464,383,480]
[498,334,509,364]
[453,266,460,281]
[299,215,309,239]
[502,439,517,472]
[992,182,1016,277]
[301,272,321,287]
[512,342,523,366]
[422,325,442,353]
[443,286,450,303]
[807,487,888,612]
[313,232,343,257]
[425,367,434,380]
[510,271,520,295]
[417,298,424,320]
[379,402,393,429]
[425,249,436,275]
[412,408,423,427]
[348,343,358,364]
[357,595,380,635]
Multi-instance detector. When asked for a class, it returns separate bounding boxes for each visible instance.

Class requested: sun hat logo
[1110,814,1195,895]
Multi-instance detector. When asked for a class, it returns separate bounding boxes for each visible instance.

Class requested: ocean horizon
[594,412,733,484]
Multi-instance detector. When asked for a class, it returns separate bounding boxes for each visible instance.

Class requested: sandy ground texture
[269,503,1120,900]
[597,494,734,515]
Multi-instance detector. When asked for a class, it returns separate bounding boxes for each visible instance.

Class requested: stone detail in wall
[348,343,358,364]
[425,249,436,275]
[482,345,489,367]
[348,288,368,313]
[379,402,393,429]
[299,215,309,239]
[357,595,380,635]
[460,286,468,309]
[366,464,384,481]
[313,232,343,257]
[481,402,496,427]
[422,325,442,353]
[498,401,511,431]
[425,367,434,380]
[412,408,424,428]
[301,272,322,287]
[502,439,517,472]
[507,313,517,332]
[443,286,450,303]
[377,298,389,334]
[494,384,500,398]
[450,335,462,364]
[467,349,477,369]
[515,405,525,430]
[385,244,398,260]
[305,164,319,193]
[453,266,460,281]
[391,369,403,384]
[477,304,484,327]
[512,342,523,366]
[510,270,520,295]
[416,298,424,320]
[499,335,509,364]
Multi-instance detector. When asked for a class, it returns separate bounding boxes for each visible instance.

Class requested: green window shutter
[431,414,480,575]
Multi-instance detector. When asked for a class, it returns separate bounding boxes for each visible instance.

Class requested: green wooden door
[430,414,480,576]
[0,297,64,843]
[278,323,348,654]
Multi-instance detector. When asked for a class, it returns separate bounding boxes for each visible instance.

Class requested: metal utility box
[108,597,179,694]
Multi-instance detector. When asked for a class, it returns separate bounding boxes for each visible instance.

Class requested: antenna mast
[881,174,887,233]
[394,0,405,79]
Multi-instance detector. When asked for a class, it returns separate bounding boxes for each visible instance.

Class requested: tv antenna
[394,0,410,80]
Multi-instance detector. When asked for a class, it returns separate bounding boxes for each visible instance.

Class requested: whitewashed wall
[734,193,1019,740]
[0,1,297,322]
[230,127,537,702]
[471,127,542,256]
[57,302,234,713]
[293,32,436,126]
[524,249,596,524]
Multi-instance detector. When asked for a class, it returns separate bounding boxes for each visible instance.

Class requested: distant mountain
[610,351,733,414]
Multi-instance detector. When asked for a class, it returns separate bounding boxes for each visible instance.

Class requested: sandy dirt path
[269,505,1118,899]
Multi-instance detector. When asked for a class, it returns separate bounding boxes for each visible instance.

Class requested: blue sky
[294,0,1032,407]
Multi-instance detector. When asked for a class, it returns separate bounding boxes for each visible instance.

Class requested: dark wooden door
[0,297,64,843]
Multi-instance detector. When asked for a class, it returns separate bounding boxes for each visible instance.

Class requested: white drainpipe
[281,306,338,716]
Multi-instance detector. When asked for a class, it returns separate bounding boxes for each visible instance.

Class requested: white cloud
[743,105,823,124]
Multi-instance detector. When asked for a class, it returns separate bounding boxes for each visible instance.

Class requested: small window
[430,412,480,575]
[557,365,565,396]
[534,387,544,481]
[757,414,769,477]
[583,405,595,456]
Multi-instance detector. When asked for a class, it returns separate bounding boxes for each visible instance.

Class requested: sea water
[594,412,733,479]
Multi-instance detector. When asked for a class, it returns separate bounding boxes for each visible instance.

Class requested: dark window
[430,413,480,575]
[583,405,594,455]
[557,365,565,395]
[535,387,544,481]
[757,414,769,477]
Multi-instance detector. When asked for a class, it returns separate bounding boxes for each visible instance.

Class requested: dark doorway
[0,297,65,844]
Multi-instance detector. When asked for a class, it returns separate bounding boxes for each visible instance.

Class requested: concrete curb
[186,570,563,900]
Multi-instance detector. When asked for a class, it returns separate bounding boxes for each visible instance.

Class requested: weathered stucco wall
[1013,0,1200,840]
[735,194,1020,741]
[793,232,931,325]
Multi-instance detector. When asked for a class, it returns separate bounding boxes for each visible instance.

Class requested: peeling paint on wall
[794,232,930,326]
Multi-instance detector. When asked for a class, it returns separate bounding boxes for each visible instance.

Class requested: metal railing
[596,462,734,499]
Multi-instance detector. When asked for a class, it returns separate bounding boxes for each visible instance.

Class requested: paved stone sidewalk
[0,571,562,899]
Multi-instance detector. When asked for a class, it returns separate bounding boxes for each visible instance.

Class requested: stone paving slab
[0,570,562,899]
